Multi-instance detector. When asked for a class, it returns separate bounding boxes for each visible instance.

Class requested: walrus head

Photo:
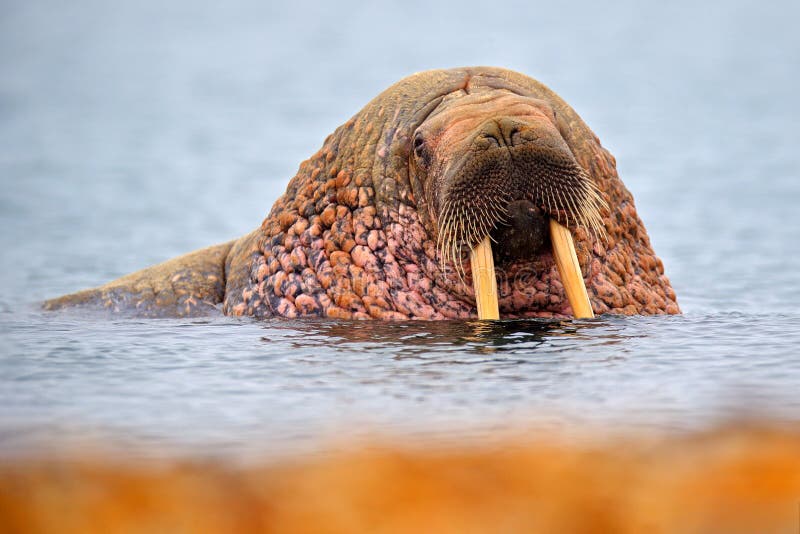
[409,92,606,278]
[225,67,679,319]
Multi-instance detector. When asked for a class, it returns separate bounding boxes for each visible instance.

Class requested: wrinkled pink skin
[230,204,572,320]
[223,68,679,320]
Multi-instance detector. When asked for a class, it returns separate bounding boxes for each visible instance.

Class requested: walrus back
[43,241,235,317]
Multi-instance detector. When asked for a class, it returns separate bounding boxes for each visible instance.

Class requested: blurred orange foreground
[2,427,800,533]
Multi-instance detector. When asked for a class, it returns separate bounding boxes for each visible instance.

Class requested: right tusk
[549,219,594,319]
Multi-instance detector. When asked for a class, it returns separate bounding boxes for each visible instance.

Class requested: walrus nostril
[479,118,529,149]
[483,133,501,147]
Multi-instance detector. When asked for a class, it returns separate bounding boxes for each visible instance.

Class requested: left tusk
[470,236,500,320]
[549,219,594,319]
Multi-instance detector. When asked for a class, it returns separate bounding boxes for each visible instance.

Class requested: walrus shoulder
[43,241,236,317]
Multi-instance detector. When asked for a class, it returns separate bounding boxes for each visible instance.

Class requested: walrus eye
[413,134,425,155]
[413,133,430,166]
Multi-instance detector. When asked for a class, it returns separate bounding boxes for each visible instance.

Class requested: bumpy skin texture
[46,67,679,319]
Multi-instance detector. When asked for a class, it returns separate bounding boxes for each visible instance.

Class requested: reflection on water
[267,317,630,357]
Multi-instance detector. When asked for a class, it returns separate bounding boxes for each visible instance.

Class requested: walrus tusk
[470,236,500,320]
[549,219,594,318]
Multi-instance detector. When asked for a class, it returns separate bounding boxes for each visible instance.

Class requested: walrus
[44,67,679,319]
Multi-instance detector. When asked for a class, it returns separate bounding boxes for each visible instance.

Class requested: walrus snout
[432,115,607,275]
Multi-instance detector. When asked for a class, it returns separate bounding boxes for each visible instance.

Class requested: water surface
[1,0,799,458]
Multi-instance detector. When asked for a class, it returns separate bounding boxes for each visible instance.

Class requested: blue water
[1,0,799,458]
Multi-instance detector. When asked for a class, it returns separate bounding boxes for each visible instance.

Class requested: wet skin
[45,67,679,319]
